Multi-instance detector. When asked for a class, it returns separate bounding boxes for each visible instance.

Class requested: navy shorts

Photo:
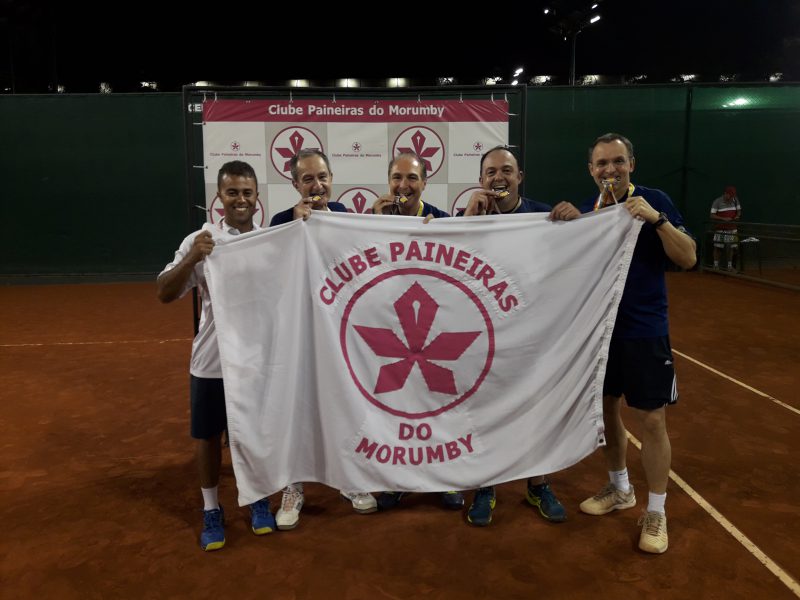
[190,376,227,439]
[603,336,678,411]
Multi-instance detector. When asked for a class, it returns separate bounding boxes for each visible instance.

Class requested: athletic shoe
[440,491,465,510]
[200,506,225,551]
[526,480,567,522]
[276,485,304,530]
[638,511,669,554]
[467,487,496,526]
[579,483,636,515]
[377,491,409,510]
[340,491,378,514]
[249,498,276,535]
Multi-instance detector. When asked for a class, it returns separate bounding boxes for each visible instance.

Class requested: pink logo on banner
[341,268,495,419]
[208,194,266,228]
[231,141,240,151]
[270,127,323,180]
[338,187,379,214]
[352,142,362,152]
[393,127,445,177]
[473,141,483,152]
[449,186,483,216]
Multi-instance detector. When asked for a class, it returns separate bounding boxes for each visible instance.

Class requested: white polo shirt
[159,220,260,378]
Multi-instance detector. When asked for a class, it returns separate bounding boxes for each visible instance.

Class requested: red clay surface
[705,266,800,288]
[1,273,798,599]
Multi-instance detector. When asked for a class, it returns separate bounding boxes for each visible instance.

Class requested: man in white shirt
[158,160,275,551]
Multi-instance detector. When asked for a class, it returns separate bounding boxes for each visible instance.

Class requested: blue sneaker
[200,506,225,551]
[440,491,465,510]
[526,480,567,522]
[250,498,277,535]
[467,487,496,526]
[377,491,408,510]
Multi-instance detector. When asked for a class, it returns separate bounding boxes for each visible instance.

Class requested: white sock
[609,469,631,493]
[713,260,719,268]
[647,491,667,514]
[201,486,220,511]
[728,262,733,269]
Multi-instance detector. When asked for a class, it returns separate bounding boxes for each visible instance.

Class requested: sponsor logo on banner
[338,187,379,214]
[209,140,263,160]
[392,127,445,177]
[352,142,362,152]
[449,186,483,216]
[208,194,266,228]
[473,141,484,152]
[270,127,324,180]
[318,241,523,466]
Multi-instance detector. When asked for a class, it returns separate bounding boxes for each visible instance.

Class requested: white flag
[205,207,642,505]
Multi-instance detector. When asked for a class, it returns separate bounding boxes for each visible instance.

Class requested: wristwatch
[654,212,669,229]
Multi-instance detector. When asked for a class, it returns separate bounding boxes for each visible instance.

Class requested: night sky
[2,0,798,92]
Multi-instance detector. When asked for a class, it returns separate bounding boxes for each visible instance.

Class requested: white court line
[627,433,800,597]
[0,338,192,348]
[673,348,800,416]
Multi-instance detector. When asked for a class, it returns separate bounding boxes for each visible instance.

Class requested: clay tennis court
[1,271,797,599]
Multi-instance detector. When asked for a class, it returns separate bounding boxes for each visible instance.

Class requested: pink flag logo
[269,127,324,180]
[354,282,480,395]
[338,187,379,214]
[341,268,494,419]
[393,126,445,178]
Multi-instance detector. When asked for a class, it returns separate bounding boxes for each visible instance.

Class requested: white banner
[205,208,642,506]
[201,99,509,225]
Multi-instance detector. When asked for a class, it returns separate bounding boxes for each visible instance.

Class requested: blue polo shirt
[455,197,552,216]
[580,185,688,339]
[269,201,349,227]
[422,202,450,218]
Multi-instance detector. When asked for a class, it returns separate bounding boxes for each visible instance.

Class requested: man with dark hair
[371,152,449,218]
[270,149,377,529]
[157,160,276,551]
[270,149,349,225]
[458,145,579,526]
[576,133,696,554]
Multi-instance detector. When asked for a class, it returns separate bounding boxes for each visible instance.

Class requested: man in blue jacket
[371,152,450,219]
[271,148,377,528]
[270,149,349,226]
[370,152,464,512]
[576,133,696,554]
[459,145,576,527]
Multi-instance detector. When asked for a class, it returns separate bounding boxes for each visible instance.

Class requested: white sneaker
[276,484,304,530]
[579,482,636,515]
[340,491,377,514]
[638,510,668,554]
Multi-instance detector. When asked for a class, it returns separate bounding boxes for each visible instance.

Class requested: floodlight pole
[569,30,580,86]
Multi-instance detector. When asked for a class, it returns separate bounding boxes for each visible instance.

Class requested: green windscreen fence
[2,85,798,280]
[0,93,187,280]
[525,86,689,217]
[686,86,800,230]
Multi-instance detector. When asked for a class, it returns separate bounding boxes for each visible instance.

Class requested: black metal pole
[569,31,579,86]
